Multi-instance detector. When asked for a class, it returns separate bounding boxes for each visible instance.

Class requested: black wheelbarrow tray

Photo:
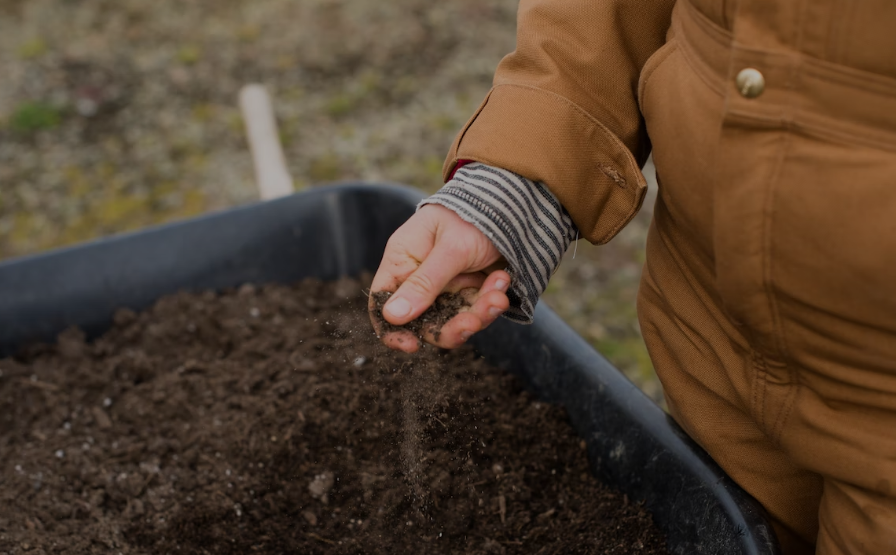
[0,183,779,554]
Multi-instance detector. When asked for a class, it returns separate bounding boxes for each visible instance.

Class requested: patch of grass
[429,114,458,132]
[275,54,298,70]
[596,336,652,373]
[278,127,294,148]
[52,175,209,253]
[237,24,260,42]
[227,112,245,135]
[337,123,356,139]
[323,71,387,119]
[191,103,214,122]
[359,70,383,95]
[325,93,356,118]
[423,156,444,179]
[176,45,202,65]
[8,211,43,247]
[10,102,62,134]
[17,37,48,59]
[308,153,342,182]
[393,76,418,97]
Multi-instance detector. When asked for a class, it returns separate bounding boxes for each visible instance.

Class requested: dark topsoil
[0,278,668,555]
[370,290,470,342]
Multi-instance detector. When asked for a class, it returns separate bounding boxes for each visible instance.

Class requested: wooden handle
[239,84,295,200]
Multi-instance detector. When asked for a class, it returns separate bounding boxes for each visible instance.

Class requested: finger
[476,269,511,297]
[424,311,483,349]
[369,229,437,336]
[451,271,510,329]
[369,242,426,296]
[468,289,510,330]
[413,273,509,349]
[424,289,510,350]
[380,330,421,353]
[369,213,444,296]
[368,278,483,340]
[383,241,468,325]
[441,272,487,294]
[368,301,388,340]
[480,258,510,276]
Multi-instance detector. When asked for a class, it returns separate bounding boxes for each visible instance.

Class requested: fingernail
[460,330,473,342]
[385,297,412,318]
[495,279,508,292]
[488,307,503,319]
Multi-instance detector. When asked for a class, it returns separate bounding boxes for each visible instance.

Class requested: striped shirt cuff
[419,163,577,324]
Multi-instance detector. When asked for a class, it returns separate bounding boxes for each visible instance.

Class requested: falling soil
[370,290,470,342]
[0,278,669,555]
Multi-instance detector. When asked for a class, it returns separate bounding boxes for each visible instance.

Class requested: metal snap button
[735,68,765,99]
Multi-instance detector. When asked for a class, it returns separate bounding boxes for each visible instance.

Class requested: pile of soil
[0,278,668,555]
[370,290,470,342]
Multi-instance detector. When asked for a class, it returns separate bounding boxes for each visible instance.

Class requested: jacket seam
[445,90,495,181]
[638,38,680,109]
[763,130,802,442]
[674,27,726,97]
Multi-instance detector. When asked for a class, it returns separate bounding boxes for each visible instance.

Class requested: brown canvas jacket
[443,0,896,244]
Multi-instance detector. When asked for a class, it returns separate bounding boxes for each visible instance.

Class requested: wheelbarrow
[0,183,779,554]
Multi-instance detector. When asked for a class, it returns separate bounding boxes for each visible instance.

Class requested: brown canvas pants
[636,3,896,554]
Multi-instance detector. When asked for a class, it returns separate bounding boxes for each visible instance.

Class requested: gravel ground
[0,0,662,402]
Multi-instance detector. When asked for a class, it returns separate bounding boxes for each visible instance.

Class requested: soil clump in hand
[370,290,470,341]
[0,278,669,555]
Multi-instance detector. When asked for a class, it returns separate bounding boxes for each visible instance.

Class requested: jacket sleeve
[443,0,675,244]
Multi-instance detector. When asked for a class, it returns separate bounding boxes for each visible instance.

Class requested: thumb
[383,241,468,325]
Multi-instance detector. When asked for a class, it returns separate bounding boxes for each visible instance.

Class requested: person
[368,1,896,553]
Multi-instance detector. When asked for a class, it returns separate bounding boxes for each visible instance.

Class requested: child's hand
[369,204,510,352]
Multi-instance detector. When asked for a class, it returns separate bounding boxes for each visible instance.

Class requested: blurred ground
[0,0,662,403]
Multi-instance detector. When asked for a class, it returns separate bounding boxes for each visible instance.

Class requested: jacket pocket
[637,38,679,114]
